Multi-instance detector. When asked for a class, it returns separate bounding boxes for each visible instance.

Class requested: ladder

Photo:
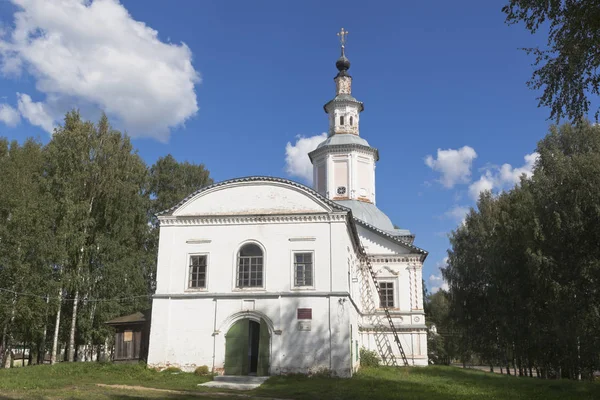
[360,249,410,367]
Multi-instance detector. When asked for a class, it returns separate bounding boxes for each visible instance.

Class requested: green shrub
[161,366,182,373]
[194,365,210,376]
[360,348,380,368]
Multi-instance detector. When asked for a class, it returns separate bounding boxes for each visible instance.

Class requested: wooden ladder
[361,250,410,367]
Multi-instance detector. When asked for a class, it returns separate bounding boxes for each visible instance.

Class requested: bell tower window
[350,116,353,126]
[340,116,344,126]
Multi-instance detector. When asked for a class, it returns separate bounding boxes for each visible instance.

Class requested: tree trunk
[500,367,504,374]
[2,344,11,368]
[51,288,62,365]
[67,197,94,363]
[67,289,79,362]
[38,296,50,364]
[28,346,33,366]
[1,293,17,368]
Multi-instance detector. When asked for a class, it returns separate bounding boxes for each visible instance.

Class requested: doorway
[224,318,270,376]
[248,320,260,374]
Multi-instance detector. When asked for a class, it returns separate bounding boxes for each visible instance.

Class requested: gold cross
[337,27,349,47]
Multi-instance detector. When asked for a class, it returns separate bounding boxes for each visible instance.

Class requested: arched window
[350,116,353,126]
[340,116,344,126]
[237,243,263,288]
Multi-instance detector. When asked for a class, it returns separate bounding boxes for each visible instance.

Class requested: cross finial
[337,27,349,47]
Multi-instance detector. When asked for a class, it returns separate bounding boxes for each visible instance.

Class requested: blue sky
[0,0,556,292]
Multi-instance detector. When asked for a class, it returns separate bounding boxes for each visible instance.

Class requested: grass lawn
[0,363,598,399]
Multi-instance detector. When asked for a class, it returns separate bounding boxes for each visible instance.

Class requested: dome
[335,199,412,237]
[336,55,351,72]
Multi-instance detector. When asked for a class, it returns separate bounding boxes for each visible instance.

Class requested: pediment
[171,179,335,217]
[358,225,425,257]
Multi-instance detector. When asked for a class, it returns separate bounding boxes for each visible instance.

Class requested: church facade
[146,32,428,377]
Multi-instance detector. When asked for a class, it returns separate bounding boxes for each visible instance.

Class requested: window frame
[186,253,209,291]
[291,250,315,290]
[378,280,396,309]
[234,241,266,290]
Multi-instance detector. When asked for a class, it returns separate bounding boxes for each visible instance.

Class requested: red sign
[297,308,312,320]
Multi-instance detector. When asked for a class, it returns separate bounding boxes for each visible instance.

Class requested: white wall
[147,180,428,375]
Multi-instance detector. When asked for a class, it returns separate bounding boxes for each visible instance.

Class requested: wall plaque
[298,321,311,331]
[124,330,133,342]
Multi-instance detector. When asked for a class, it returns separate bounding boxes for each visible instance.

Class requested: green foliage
[444,121,600,379]
[161,366,182,373]
[503,0,600,122]
[0,111,213,367]
[359,347,380,367]
[194,365,210,376]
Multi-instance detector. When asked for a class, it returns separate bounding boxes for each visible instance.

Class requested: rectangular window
[189,255,207,289]
[379,282,394,308]
[294,252,313,287]
[237,255,263,287]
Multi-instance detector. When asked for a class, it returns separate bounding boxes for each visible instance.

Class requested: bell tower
[309,28,379,204]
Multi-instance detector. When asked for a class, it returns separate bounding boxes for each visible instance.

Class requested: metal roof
[105,311,150,326]
[323,94,365,113]
[316,134,371,149]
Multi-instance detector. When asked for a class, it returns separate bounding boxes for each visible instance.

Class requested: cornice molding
[309,143,379,162]
[160,213,347,227]
[369,256,423,265]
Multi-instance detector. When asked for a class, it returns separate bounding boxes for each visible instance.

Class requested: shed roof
[105,311,150,326]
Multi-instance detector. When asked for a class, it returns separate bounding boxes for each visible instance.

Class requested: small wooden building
[105,311,150,362]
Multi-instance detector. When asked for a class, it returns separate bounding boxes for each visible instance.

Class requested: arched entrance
[224,318,270,376]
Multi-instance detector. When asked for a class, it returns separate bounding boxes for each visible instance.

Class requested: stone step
[213,375,270,384]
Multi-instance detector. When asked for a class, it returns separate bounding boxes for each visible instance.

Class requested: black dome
[336,55,351,72]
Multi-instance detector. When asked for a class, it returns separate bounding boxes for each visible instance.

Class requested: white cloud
[468,152,539,201]
[17,93,55,133]
[468,172,494,201]
[425,146,477,188]
[0,0,200,140]
[285,133,327,183]
[498,152,539,185]
[428,257,449,293]
[444,205,470,225]
[0,103,20,126]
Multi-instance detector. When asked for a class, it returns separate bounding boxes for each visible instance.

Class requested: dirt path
[95,384,292,400]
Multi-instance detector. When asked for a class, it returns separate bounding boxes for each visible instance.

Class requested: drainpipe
[212,298,218,372]
[329,221,333,372]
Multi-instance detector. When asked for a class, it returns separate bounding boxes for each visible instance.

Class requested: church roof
[309,135,379,161]
[157,176,426,259]
[334,200,418,245]
[323,93,364,113]
[316,134,371,149]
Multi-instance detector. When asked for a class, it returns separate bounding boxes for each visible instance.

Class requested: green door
[257,318,270,376]
[224,319,250,375]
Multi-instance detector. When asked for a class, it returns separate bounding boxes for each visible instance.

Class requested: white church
[147,30,428,377]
